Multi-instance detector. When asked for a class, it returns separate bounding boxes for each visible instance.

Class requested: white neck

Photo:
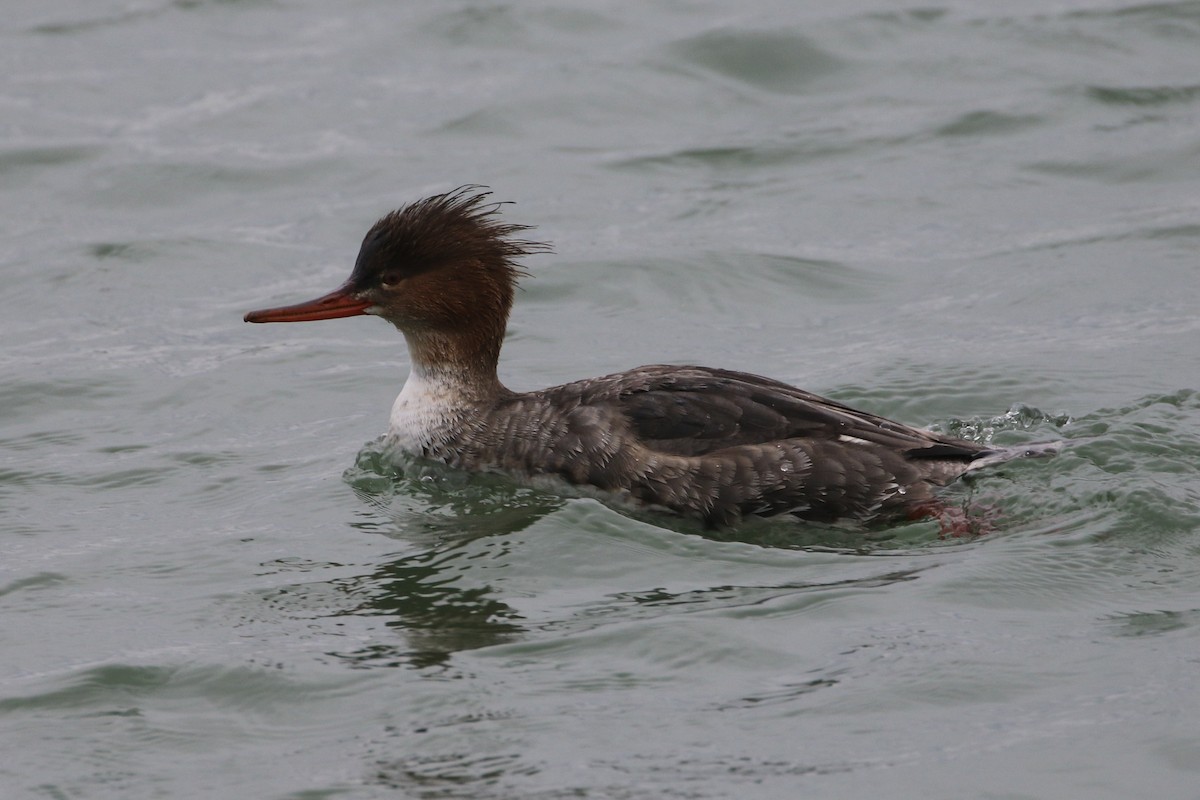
[386,363,475,452]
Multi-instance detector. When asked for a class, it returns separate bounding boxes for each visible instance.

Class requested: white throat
[386,364,477,454]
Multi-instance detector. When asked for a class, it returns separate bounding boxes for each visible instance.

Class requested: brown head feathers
[348,186,550,293]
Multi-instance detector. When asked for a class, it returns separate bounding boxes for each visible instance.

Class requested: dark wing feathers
[570,365,986,461]
[521,364,998,526]
[618,389,793,450]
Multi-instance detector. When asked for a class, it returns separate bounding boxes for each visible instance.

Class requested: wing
[554,365,986,461]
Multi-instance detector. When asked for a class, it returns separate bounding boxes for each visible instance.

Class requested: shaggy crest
[349,186,550,290]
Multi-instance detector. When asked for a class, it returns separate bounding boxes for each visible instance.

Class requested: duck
[245,187,1056,528]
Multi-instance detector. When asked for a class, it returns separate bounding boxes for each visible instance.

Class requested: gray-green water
[4,1,1200,798]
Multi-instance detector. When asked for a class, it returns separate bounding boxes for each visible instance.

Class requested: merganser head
[244,187,548,368]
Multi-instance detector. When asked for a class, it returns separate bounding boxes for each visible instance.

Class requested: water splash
[932,403,1073,446]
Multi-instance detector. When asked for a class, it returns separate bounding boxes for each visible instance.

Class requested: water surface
[3,1,1200,798]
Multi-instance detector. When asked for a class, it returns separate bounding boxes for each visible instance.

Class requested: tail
[965,440,1064,473]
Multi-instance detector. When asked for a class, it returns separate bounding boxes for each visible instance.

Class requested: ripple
[372,751,540,796]
[668,29,845,95]
[714,675,841,711]
[0,467,74,489]
[924,390,1200,608]
[0,379,126,424]
[1026,143,1200,183]
[1105,608,1200,637]
[0,572,69,599]
[26,7,158,34]
[0,143,101,173]
[0,661,369,754]
[421,6,529,47]
[610,568,925,616]
[609,139,857,173]
[933,110,1044,138]
[0,430,85,452]
[1086,84,1200,106]
[1066,1,1200,30]
[88,241,161,262]
[345,441,567,541]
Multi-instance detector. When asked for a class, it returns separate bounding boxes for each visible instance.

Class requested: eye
[380,270,403,288]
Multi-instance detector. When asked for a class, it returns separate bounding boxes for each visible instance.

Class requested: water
[3,1,1200,797]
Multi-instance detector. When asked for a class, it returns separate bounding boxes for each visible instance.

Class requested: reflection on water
[328,542,526,670]
[273,441,964,671]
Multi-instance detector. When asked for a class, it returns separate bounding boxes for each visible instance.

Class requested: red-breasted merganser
[245,188,1056,528]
